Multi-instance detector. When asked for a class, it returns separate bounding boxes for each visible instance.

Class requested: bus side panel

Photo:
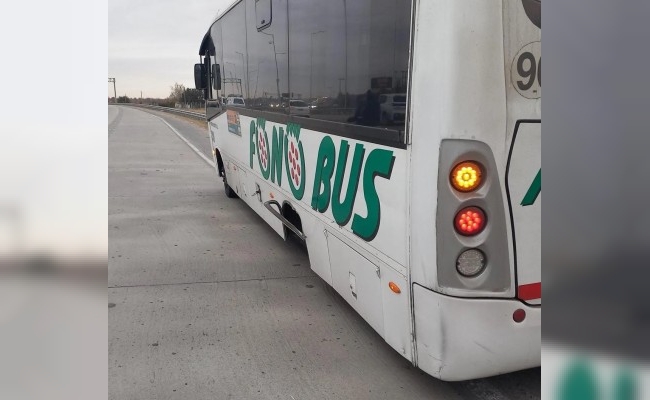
[380,263,412,361]
[327,230,413,362]
[327,234,385,336]
[211,110,414,361]
[233,113,409,270]
[301,212,334,285]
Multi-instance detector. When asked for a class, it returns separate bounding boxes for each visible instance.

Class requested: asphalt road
[108,105,540,400]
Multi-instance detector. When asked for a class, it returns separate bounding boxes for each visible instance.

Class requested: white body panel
[414,284,540,381]
[409,0,510,292]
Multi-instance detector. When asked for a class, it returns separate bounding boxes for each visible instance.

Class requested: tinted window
[291,100,308,107]
[210,22,223,95]
[234,98,245,105]
[288,0,411,134]
[208,0,412,145]
[245,0,289,114]
[221,4,248,100]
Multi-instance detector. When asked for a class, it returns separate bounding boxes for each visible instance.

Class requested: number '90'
[516,51,540,91]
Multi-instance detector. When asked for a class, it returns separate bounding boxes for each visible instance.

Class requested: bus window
[288,0,411,134]
[221,4,249,102]
[246,0,289,113]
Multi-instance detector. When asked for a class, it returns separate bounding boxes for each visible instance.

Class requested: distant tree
[117,95,130,103]
[183,88,204,108]
[169,83,186,103]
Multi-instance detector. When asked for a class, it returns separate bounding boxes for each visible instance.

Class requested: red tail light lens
[454,206,486,236]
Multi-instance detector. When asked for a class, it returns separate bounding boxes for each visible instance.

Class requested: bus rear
[408,0,541,380]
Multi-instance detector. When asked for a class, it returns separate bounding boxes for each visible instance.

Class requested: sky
[109,0,236,99]
[0,0,109,257]
[0,0,236,257]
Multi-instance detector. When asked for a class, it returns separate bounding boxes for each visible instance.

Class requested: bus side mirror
[194,63,207,89]
[212,64,222,90]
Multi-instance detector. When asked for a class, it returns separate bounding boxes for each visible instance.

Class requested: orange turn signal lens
[388,282,401,294]
[450,161,483,192]
[454,206,486,236]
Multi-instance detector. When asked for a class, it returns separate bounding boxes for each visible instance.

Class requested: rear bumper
[413,284,540,381]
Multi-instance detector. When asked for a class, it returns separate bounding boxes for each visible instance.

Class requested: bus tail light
[454,206,486,236]
[450,161,483,192]
[456,249,486,277]
[436,140,511,297]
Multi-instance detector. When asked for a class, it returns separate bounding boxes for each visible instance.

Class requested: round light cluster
[456,249,486,277]
[454,206,486,236]
[451,161,483,192]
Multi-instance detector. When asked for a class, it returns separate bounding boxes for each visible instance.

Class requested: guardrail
[119,103,206,121]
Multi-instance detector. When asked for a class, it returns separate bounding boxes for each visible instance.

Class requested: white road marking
[157,116,215,168]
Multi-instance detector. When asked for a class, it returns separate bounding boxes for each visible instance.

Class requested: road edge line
[157,116,215,168]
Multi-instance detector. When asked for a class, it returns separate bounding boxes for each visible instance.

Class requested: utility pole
[342,0,348,108]
[108,78,116,103]
[310,30,325,101]
[236,51,250,100]
[261,31,281,102]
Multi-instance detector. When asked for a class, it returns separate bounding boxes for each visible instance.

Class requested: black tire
[223,174,237,198]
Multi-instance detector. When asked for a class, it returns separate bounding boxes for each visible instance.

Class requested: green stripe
[521,169,541,206]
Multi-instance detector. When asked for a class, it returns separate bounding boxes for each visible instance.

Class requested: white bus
[194,0,540,381]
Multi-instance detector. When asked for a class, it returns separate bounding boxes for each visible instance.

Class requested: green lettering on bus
[256,119,271,180]
[311,136,336,212]
[270,126,284,185]
[331,141,365,226]
[249,120,256,168]
[351,149,395,241]
[557,359,600,400]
